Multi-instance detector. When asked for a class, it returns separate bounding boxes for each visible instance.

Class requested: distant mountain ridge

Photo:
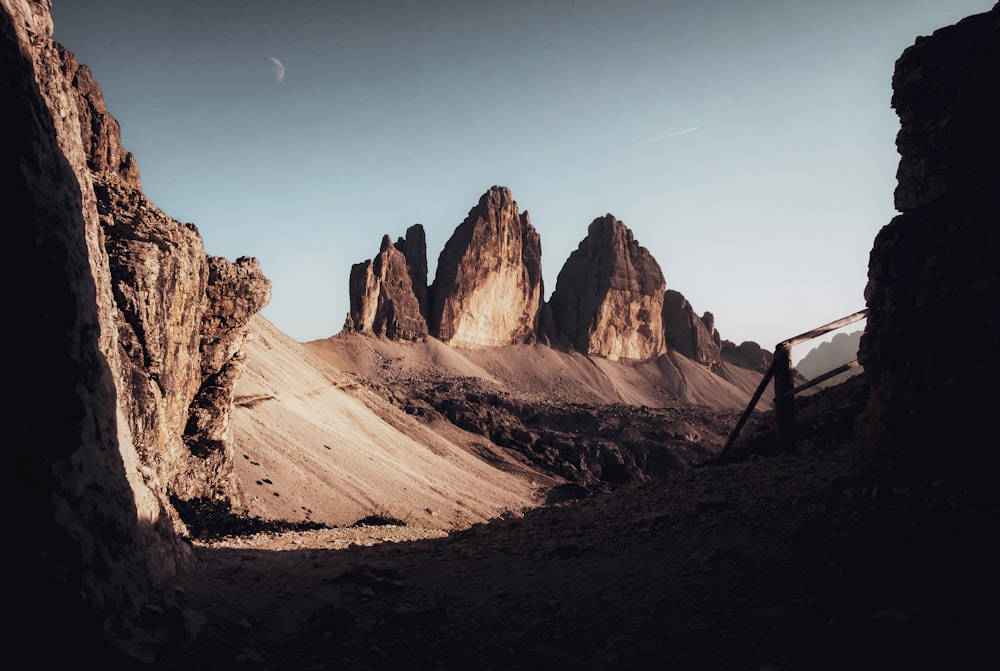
[795,331,864,388]
[345,185,772,373]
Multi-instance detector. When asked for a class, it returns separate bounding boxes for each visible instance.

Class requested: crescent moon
[269,56,285,84]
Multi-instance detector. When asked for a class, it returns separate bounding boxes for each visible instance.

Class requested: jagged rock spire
[429,186,544,348]
[548,215,666,360]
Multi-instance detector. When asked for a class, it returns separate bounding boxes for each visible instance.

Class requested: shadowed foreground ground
[138,379,998,670]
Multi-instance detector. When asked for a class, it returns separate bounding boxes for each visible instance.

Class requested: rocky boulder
[548,215,666,360]
[859,5,1000,487]
[346,226,429,341]
[662,289,721,368]
[429,186,544,348]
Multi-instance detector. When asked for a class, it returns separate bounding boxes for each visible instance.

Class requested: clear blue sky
[51,0,994,351]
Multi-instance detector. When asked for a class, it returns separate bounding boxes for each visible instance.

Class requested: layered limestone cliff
[548,215,667,360]
[346,226,429,341]
[430,186,544,348]
[859,5,1000,486]
[5,0,270,655]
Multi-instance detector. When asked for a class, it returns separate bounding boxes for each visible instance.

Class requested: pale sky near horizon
[50,0,995,357]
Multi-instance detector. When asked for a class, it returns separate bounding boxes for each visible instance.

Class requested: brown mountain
[347,196,768,391]
[7,0,269,652]
[345,227,429,341]
[548,214,668,360]
[430,185,544,347]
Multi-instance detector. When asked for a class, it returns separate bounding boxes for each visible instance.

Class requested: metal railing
[713,308,868,465]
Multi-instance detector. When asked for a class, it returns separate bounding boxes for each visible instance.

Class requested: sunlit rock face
[662,289,721,368]
[859,5,1000,487]
[347,226,429,341]
[549,215,666,361]
[186,254,271,491]
[89,113,271,511]
[58,43,141,188]
[429,186,544,348]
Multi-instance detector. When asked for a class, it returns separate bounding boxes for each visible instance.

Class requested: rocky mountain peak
[57,43,141,190]
[346,224,429,341]
[548,214,666,360]
[428,185,544,348]
[662,289,722,368]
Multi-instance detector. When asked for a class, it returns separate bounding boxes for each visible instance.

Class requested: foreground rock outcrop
[859,4,1000,487]
[6,0,270,658]
[7,0,154,656]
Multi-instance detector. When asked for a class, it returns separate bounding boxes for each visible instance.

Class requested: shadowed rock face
[6,0,153,653]
[549,215,666,360]
[347,226,429,341]
[663,289,721,368]
[430,186,544,348]
[859,5,1000,486]
[5,0,270,655]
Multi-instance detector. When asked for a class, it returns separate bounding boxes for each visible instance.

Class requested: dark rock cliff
[5,0,270,657]
[346,226,429,341]
[79,75,271,512]
[7,0,153,658]
[662,289,722,368]
[859,4,1000,487]
[548,215,667,360]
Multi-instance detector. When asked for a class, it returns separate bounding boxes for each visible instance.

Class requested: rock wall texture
[85,91,271,512]
[5,0,155,657]
[662,289,721,368]
[346,226,429,341]
[548,215,666,360]
[430,186,544,348]
[858,5,1000,487]
[5,0,270,658]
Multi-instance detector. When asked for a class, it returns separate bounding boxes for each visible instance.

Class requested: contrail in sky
[637,126,699,144]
